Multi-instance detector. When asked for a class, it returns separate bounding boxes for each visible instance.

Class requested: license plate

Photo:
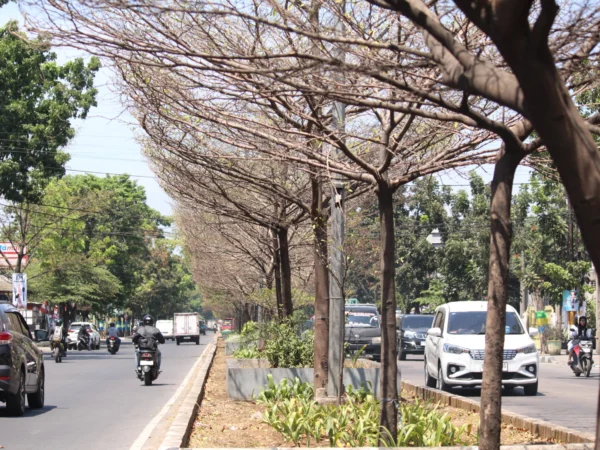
[140,360,154,366]
[503,363,508,372]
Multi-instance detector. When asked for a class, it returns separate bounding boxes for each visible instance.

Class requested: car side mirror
[528,327,539,337]
[427,327,442,338]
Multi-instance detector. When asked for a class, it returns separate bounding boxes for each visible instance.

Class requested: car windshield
[447,311,524,335]
[346,313,380,327]
[70,325,81,331]
[402,316,434,329]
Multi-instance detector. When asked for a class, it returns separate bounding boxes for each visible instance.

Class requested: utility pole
[520,252,528,315]
[327,0,346,400]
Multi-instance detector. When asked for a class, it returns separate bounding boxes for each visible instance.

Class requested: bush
[258,377,470,447]
[232,345,261,359]
[262,319,314,368]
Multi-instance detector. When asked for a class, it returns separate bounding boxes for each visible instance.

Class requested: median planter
[546,340,562,355]
[226,358,398,400]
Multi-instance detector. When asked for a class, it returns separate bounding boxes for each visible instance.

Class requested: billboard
[0,242,27,268]
[12,273,27,310]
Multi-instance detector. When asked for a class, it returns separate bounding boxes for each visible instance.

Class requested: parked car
[397,314,434,360]
[344,303,381,361]
[424,301,539,395]
[67,322,101,350]
[0,301,45,416]
[156,320,175,341]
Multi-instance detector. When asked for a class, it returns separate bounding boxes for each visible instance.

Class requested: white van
[156,320,174,341]
[424,301,539,395]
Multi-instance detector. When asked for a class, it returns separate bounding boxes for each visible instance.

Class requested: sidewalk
[540,350,600,368]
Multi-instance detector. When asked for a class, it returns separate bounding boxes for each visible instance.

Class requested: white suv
[424,301,539,395]
[67,322,101,350]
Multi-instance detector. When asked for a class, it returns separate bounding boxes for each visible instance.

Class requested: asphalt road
[399,354,600,435]
[0,334,211,450]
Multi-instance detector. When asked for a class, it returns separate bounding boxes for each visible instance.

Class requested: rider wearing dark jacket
[133,314,165,371]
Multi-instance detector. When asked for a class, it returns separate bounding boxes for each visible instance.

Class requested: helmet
[56,319,63,326]
[142,314,154,326]
[110,322,116,328]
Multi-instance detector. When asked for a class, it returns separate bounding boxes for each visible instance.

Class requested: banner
[562,290,577,312]
[12,273,27,309]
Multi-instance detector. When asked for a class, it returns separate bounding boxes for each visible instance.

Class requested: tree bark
[377,182,398,443]
[277,227,294,317]
[480,147,523,450]
[311,177,330,394]
[271,228,283,319]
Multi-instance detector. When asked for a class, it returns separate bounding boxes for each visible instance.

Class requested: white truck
[174,312,200,345]
[206,320,217,332]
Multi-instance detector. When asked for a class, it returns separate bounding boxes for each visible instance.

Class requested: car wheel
[424,358,436,388]
[6,370,26,416]
[28,367,45,409]
[176,338,180,346]
[523,381,538,396]
[96,342,100,350]
[437,364,451,392]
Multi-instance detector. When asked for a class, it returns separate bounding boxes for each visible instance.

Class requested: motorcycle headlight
[443,344,469,354]
[371,337,381,344]
[516,344,537,354]
[404,331,415,339]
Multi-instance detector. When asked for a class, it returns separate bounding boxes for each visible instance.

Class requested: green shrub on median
[257,375,470,447]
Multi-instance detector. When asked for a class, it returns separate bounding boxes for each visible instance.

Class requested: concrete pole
[327,102,346,399]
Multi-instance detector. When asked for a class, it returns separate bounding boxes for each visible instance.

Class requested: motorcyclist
[106,322,121,350]
[78,324,92,350]
[51,319,66,356]
[132,314,165,373]
[568,316,593,366]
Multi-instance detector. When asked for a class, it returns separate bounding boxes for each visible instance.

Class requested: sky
[0,2,534,218]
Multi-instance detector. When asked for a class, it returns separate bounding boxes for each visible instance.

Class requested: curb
[159,338,218,450]
[180,446,596,450]
[401,381,595,444]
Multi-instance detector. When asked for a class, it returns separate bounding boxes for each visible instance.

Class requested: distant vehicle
[174,313,200,345]
[206,320,217,331]
[156,320,175,341]
[67,322,100,350]
[199,321,207,335]
[0,302,45,416]
[424,301,539,395]
[221,318,234,335]
[344,304,381,362]
[396,314,434,360]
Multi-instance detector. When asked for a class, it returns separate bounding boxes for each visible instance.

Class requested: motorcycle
[51,340,63,363]
[571,339,594,377]
[77,333,91,351]
[107,337,120,355]
[137,348,160,386]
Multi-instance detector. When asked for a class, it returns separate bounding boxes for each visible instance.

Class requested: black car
[0,302,45,416]
[396,314,434,360]
[344,304,381,362]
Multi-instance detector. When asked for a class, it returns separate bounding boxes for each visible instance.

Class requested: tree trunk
[277,227,294,317]
[311,177,330,394]
[480,147,522,450]
[272,229,283,319]
[377,183,398,443]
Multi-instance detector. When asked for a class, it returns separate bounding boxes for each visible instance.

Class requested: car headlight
[443,344,469,354]
[404,331,415,339]
[516,344,537,354]
[371,337,381,344]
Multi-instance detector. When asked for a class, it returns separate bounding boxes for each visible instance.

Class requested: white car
[424,301,539,395]
[156,320,175,341]
[67,322,101,350]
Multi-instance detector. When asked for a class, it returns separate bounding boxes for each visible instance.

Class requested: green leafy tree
[0,21,99,202]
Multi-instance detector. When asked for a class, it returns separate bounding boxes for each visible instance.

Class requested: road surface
[399,355,599,435]
[0,334,211,450]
